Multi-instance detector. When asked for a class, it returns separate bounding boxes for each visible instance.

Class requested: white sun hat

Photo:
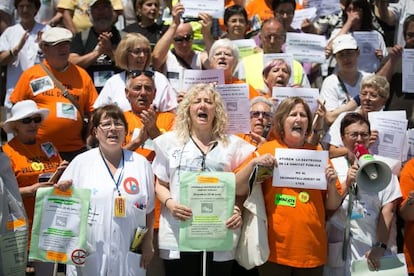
[2,100,49,133]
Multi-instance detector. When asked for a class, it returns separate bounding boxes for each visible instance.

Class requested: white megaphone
[354,144,392,193]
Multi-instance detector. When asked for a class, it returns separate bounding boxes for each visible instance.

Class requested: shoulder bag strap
[171,48,193,69]
[40,63,85,119]
[337,75,351,103]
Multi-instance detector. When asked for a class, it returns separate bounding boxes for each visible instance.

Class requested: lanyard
[100,149,125,196]
[190,136,218,171]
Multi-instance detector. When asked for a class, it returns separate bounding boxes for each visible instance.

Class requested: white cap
[41,27,73,46]
[332,34,358,54]
[2,100,49,133]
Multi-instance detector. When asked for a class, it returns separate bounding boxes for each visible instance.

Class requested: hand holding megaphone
[353,144,392,193]
[354,144,378,180]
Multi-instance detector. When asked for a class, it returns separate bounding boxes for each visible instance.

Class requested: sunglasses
[20,116,42,124]
[173,34,194,42]
[250,111,272,120]
[127,70,155,78]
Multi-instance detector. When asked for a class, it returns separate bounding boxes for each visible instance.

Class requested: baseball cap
[332,34,358,54]
[89,0,112,8]
[41,27,73,46]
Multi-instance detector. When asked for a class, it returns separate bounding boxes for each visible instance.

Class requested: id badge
[351,200,365,220]
[114,196,126,218]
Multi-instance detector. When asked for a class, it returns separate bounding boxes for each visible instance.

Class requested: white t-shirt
[61,148,154,276]
[320,71,371,112]
[152,131,255,261]
[94,71,178,112]
[0,22,49,108]
[325,155,401,276]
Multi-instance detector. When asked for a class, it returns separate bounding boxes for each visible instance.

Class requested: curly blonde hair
[174,84,228,145]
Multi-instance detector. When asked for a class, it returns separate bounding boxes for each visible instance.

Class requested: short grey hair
[250,96,275,114]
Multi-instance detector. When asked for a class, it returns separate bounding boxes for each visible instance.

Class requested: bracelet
[373,242,387,250]
[164,197,173,207]
[407,196,414,206]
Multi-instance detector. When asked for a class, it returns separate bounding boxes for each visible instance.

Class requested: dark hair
[342,0,374,31]
[89,104,128,147]
[403,14,414,37]
[224,5,248,26]
[271,0,296,11]
[15,0,41,10]
[340,112,371,137]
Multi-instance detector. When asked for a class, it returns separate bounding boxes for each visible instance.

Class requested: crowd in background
[1,0,414,275]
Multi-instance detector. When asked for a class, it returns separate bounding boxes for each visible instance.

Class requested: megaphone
[354,144,392,193]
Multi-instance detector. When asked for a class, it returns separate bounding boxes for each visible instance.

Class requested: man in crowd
[10,27,98,161]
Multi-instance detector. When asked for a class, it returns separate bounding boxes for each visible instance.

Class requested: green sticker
[275,194,296,207]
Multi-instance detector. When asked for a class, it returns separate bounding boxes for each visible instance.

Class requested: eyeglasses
[275,10,294,17]
[359,91,382,100]
[406,32,414,39]
[127,70,155,79]
[98,120,125,130]
[345,132,370,139]
[173,34,194,42]
[20,116,42,124]
[263,33,286,42]
[250,111,273,120]
[128,48,150,55]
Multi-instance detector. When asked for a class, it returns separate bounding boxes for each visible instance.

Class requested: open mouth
[197,112,208,119]
[292,125,303,133]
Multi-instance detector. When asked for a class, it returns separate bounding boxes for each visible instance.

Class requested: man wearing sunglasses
[152,3,213,98]
[123,70,175,161]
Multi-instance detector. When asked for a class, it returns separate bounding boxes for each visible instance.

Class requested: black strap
[337,75,351,103]
[171,48,193,69]
[40,63,86,120]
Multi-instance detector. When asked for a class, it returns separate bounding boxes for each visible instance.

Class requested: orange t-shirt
[123,110,175,228]
[229,77,260,100]
[251,139,336,267]
[2,139,62,244]
[246,0,274,22]
[10,60,98,152]
[399,158,414,273]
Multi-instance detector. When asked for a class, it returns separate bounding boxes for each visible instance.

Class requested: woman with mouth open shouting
[57,104,155,276]
[152,83,256,275]
[236,96,346,276]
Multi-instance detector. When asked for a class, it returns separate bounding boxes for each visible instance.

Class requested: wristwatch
[373,242,387,250]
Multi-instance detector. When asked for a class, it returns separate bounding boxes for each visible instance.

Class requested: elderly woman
[1,100,66,275]
[152,83,256,275]
[236,96,344,276]
[208,38,260,99]
[261,58,293,97]
[58,104,155,275]
[237,96,275,147]
[324,112,401,276]
[221,5,250,40]
[322,74,389,158]
[94,33,177,112]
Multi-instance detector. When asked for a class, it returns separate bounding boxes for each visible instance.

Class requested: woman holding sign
[152,83,255,275]
[236,96,344,276]
[1,100,67,275]
[57,104,155,275]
